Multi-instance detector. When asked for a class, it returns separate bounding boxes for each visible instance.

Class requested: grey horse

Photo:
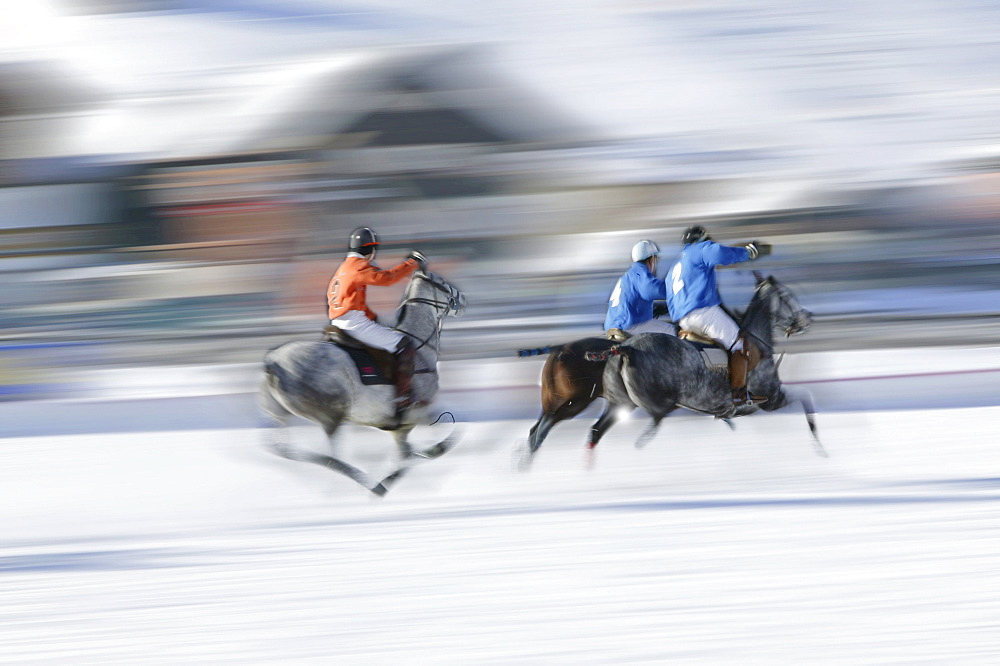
[590,273,826,457]
[259,269,466,495]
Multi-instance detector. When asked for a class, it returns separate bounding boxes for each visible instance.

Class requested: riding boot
[393,338,415,418]
[728,346,767,409]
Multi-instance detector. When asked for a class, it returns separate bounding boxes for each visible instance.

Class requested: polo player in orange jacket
[327,227,427,416]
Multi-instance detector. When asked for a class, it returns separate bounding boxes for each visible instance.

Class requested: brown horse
[517,337,616,465]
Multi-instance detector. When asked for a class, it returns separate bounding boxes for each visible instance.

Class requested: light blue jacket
[604,261,666,331]
[666,240,751,321]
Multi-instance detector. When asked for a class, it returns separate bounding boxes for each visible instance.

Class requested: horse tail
[258,354,292,426]
[263,357,283,392]
[517,345,562,358]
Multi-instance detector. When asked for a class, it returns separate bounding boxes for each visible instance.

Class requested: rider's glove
[407,250,427,270]
[745,241,760,260]
[652,302,670,318]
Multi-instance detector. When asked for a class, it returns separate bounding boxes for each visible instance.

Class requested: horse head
[416,270,466,317]
[752,271,812,338]
[394,268,466,348]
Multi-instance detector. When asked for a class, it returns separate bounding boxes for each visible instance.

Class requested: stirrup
[732,390,767,407]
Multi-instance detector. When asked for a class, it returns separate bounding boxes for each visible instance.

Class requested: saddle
[605,328,630,342]
[322,325,396,386]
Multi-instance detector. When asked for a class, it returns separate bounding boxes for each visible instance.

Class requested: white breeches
[330,310,404,352]
[627,319,677,336]
[678,305,742,351]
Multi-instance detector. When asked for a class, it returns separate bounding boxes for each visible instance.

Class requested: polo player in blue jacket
[604,240,675,339]
[666,225,764,410]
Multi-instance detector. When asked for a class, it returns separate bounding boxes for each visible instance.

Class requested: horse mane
[393,270,458,340]
[393,270,431,327]
[737,274,777,351]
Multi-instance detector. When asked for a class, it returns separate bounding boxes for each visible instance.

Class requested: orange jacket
[327,255,419,320]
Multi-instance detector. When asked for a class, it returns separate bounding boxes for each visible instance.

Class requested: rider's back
[667,241,750,321]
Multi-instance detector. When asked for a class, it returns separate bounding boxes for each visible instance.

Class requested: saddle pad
[341,346,393,386]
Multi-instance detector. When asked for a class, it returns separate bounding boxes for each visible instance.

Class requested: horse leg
[634,417,663,450]
[528,396,593,453]
[633,405,680,449]
[277,419,385,496]
[528,413,557,454]
[584,402,625,469]
[587,402,626,450]
[302,450,387,495]
[392,426,415,461]
[791,388,826,457]
[519,398,594,472]
[771,387,827,458]
[371,428,416,495]
[584,403,637,469]
[258,378,293,457]
[518,413,556,471]
[590,405,661,451]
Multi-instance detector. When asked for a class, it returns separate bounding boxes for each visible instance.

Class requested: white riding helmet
[631,239,660,262]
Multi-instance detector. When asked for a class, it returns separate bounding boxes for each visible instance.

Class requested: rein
[738,278,803,359]
[396,273,459,355]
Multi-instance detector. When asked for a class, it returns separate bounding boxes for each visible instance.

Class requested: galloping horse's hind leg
[584,403,641,468]
[281,418,385,496]
[634,417,662,450]
[258,411,288,457]
[588,402,624,450]
[257,378,293,457]
[584,403,616,469]
[298,450,384,494]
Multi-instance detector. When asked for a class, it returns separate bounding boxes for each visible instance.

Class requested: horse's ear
[753,270,764,283]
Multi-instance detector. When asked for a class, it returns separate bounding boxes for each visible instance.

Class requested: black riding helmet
[349,227,379,256]
[682,225,711,245]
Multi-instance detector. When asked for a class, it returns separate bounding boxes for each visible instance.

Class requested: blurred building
[0,41,998,388]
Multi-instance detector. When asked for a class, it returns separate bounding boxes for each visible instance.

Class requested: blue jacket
[666,240,751,321]
[604,261,666,331]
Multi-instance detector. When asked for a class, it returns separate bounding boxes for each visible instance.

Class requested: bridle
[770,280,811,338]
[740,277,811,359]
[396,272,463,354]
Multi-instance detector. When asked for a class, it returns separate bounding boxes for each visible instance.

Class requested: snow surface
[3,401,1000,662]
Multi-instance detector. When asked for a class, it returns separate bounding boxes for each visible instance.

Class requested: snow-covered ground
[3,347,1000,662]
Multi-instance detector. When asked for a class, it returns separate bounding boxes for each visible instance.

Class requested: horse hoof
[267,442,293,459]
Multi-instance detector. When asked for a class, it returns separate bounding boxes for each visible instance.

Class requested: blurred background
[1,0,998,403]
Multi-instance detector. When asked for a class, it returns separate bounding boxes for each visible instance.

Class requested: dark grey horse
[591,273,826,457]
[259,269,466,495]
